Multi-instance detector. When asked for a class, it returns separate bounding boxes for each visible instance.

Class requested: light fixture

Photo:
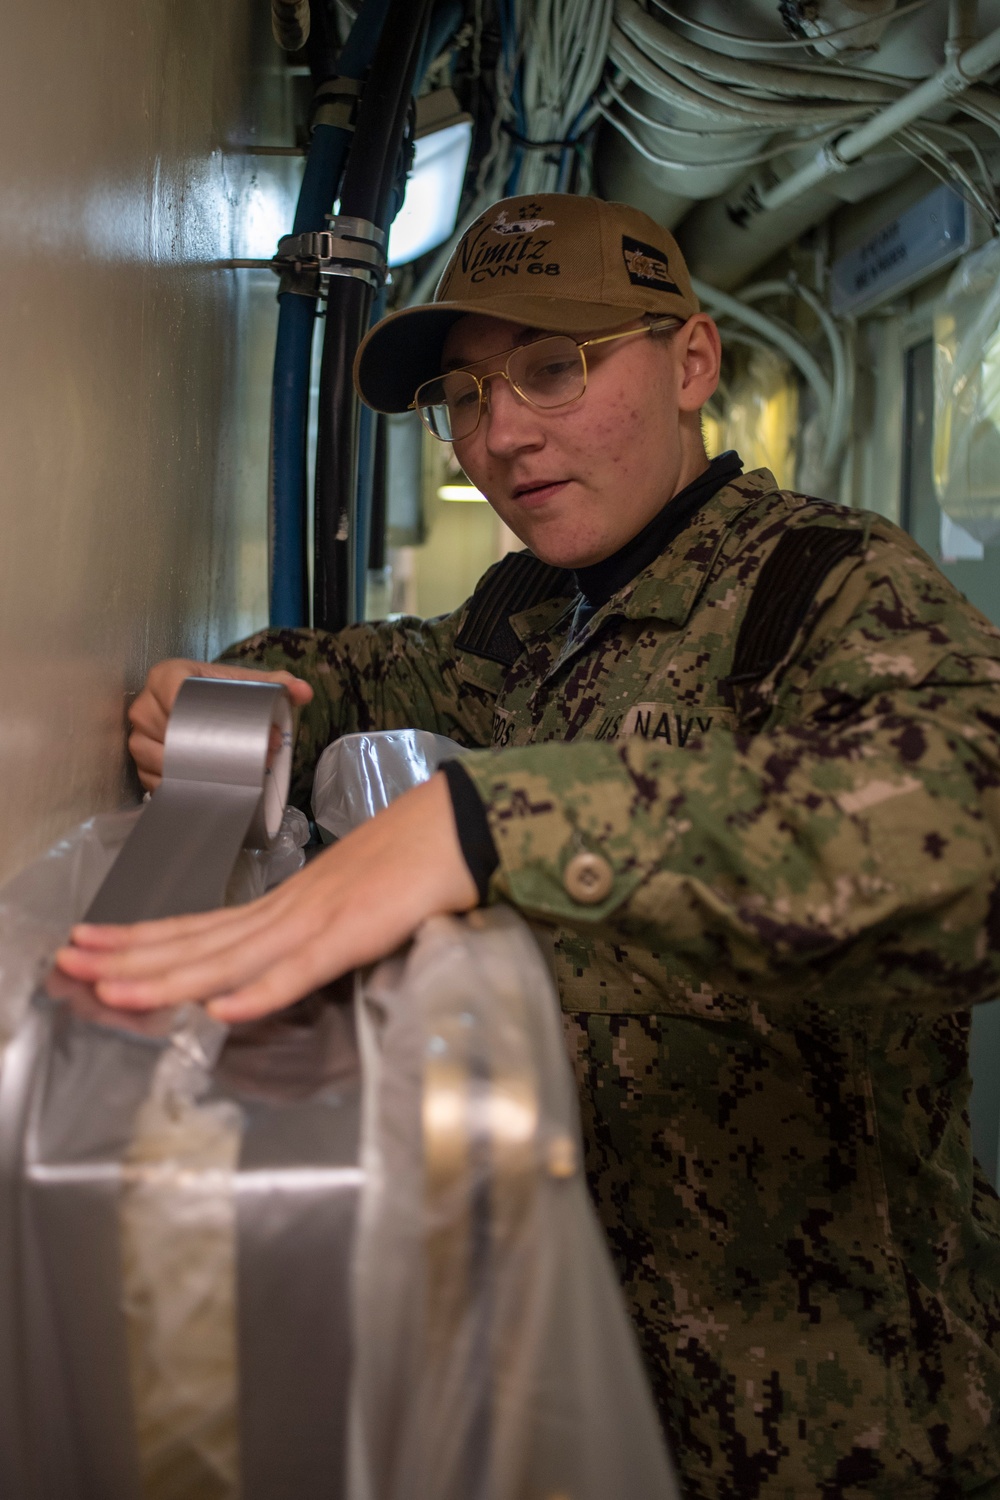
[437,484,487,502]
[388,89,473,268]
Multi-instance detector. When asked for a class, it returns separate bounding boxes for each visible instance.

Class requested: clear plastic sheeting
[0,803,309,1064]
[351,906,679,1500]
[312,729,465,842]
[0,808,140,1061]
[0,802,358,1500]
[121,1007,242,1500]
[934,238,1000,544]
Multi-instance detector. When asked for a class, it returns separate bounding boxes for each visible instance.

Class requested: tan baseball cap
[353,192,700,414]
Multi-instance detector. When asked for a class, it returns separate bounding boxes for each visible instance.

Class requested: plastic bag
[0,801,350,1500]
[0,808,140,1057]
[312,729,465,842]
[934,237,1000,543]
[120,1006,241,1500]
[350,907,679,1500]
[0,803,310,1063]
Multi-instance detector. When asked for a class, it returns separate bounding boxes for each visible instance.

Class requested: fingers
[269,671,314,707]
[68,903,249,950]
[57,876,330,1008]
[126,658,313,786]
[127,730,163,790]
[54,773,478,1023]
[64,907,309,1010]
[206,938,349,1023]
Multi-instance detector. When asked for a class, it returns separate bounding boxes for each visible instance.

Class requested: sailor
[59,194,1000,1496]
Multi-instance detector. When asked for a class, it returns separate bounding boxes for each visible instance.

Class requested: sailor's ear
[675,314,721,413]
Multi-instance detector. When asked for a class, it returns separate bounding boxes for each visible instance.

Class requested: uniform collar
[618,466,779,626]
[574,450,744,609]
[510,466,781,652]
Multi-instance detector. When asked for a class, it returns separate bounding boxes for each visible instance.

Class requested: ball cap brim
[353,193,699,414]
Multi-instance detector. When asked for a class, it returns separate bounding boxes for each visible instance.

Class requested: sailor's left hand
[54,772,478,1022]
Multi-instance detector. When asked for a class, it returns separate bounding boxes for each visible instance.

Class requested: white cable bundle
[509,0,612,196]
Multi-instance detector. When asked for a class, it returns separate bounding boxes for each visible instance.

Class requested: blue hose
[349,0,462,623]
[270,0,463,628]
[269,0,394,628]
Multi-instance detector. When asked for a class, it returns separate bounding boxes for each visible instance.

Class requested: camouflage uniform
[225,468,1000,1498]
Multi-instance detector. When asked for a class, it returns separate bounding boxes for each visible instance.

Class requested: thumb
[272,672,314,707]
[195,661,314,707]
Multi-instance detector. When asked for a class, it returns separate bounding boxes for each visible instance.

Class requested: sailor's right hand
[128,659,314,791]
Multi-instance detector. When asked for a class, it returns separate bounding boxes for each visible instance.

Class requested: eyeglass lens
[417,336,586,441]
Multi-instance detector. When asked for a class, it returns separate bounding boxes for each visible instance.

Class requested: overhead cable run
[470,0,613,202]
[601,0,1000,233]
[649,0,935,52]
[756,21,1000,215]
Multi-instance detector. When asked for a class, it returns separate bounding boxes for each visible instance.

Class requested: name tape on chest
[493,702,714,748]
[601,703,714,744]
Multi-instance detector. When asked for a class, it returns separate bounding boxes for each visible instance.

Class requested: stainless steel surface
[0,0,300,884]
[0,996,150,1500]
[85,678,292,923]
[0,979,361,1500]
[230,999,361,1500]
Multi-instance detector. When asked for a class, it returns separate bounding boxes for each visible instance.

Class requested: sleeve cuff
[439,758,499,906]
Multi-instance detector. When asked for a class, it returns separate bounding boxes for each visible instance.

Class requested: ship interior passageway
[3,2,1000,1497]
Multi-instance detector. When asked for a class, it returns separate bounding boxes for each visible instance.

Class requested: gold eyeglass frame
[411,316,685,442]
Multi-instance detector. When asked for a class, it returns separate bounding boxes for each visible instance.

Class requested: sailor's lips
[510,479,570,507]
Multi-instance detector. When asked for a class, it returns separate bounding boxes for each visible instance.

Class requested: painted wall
[0,0,298,881]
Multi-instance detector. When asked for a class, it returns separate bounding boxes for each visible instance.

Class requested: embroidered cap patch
[621,235,681,293]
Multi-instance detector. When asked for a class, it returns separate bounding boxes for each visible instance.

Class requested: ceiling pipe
[689,276,833,430]
[675,152,914,290]
[738,279,850,480]
[758,19,1000,214]
[947,1,979,58]
[614,0,901,105]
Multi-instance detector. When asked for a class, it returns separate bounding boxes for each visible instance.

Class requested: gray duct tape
[85,678,293,925]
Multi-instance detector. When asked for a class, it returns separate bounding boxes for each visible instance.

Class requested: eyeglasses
[411,317,684,442]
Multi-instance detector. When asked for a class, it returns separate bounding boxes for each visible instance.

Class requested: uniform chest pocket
[553,930,753,1022]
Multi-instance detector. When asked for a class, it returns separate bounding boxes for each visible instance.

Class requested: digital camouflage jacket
[225,468,1000,1499]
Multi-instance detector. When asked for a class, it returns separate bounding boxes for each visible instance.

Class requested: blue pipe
[269,0,394,628]
[419,0,463,78]
[348,0,462,624]
[271,0,463,627]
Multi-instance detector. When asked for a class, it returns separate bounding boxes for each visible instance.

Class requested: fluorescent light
[438,484,487,502]
[388,118,473,267]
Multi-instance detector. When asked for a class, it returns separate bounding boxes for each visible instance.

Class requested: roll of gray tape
[85,678,293,925]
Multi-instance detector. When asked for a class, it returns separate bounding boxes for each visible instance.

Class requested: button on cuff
[563,850,615,905]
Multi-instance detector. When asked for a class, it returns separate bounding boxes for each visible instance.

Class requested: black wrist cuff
[439,759,499,906]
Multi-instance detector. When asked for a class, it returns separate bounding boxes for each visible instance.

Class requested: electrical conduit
[269,0,394,628]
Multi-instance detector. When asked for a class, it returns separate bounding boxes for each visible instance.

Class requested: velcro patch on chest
[720,524,864,703]
[455,550,575,666]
